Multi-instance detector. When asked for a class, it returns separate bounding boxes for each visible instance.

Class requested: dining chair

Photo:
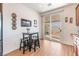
[31,33,40,52]
[19,33,30,54]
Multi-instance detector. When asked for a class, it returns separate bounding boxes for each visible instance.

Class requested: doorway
[43,14,61,42]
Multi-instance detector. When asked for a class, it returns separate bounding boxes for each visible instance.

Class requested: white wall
[61,4,78,45]
[3,3,41,55]
[41,4,78,45]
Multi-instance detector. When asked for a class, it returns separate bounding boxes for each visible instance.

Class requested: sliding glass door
[43,14,62,41]
[51,20,61,39]
[50,15,61,40]
[44,16,50,36]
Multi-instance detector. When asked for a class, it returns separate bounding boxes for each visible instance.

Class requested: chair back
[23,33,30,40]
[31,33,39,40]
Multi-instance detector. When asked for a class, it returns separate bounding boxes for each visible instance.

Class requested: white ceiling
[25,3,68,13]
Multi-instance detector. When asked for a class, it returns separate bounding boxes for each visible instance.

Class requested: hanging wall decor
[70,17,73,23]
[65,17,68,23]
[34,20,37,27]
[11,13,17,30]
[21,19,31,27]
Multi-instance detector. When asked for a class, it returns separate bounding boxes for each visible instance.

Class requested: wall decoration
[21,19,31,27]
[11,13,17,30]
[65,17,68,23]
[70,17,73,23]
[34,20,37,27]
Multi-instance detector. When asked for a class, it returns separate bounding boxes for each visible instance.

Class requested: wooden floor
[6,39,75,56]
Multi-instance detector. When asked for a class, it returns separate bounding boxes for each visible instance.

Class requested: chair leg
[38,40,40,48]
[37,39,40,48]
[23,47,25,54]
[34,40,36,52]
[28,40,32,52]
[28,43,31,52]
[19,39,22,50]
[23,41,26,54]
[29,45,31,52]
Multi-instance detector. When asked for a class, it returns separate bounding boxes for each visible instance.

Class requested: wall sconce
[11,13,17,30]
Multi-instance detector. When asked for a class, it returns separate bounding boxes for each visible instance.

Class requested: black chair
[31,33,40,52]
[19,33,30,54]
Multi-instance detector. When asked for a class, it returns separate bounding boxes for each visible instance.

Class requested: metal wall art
[11,13,17,30]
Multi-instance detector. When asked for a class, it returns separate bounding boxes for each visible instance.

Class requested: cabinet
[76,4,79,26]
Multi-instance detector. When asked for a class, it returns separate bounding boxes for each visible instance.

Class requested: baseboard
[3,48,19,56]
[45,37,73,46]
[60,41,73,46]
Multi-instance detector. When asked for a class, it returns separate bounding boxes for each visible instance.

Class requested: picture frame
[21,18,31,27]
[34,20,37,24]
[65,17,68,23]
[70,17,73,23]
[34,20,37,27]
